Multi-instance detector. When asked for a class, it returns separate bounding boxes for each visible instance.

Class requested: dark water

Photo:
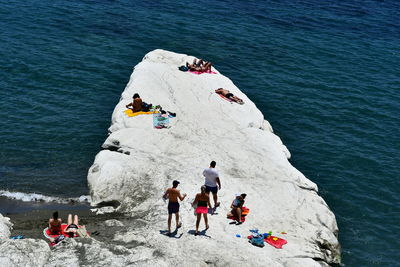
[1,0,399,265]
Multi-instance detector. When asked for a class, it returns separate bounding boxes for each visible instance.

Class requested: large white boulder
[88,49,340,265]
[0,214,12,239]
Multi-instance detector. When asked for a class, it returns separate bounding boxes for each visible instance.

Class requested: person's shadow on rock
[187,229,211,238]
[159,230,183,239]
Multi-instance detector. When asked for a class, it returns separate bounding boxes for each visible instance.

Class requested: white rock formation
[0,214,12,239]
[87,49,340,266]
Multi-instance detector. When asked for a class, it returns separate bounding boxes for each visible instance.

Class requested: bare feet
[177,223,182,229]
[205,225,209,230]
[215,202,220,208]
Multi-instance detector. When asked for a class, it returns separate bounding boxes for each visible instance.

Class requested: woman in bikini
[192,185,212,236]
[48,211,62,235]
[63,214,80,238]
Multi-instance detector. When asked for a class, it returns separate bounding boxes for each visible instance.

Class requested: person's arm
[162,189,169,200]
[192,194,199,207]
[126,102,133,108]
[216,177,221,190]
[230,200,235,209]
[179,191,187,201]
[48,219,52,228]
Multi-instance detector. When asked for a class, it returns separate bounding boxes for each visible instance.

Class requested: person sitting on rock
[227,193,247,224]
[126,93,143,112]
[215,88,244,104]
[48,211,62,235]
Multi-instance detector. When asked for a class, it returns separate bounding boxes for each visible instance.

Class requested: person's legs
[175,212,181,228]
[237,208,242,222]
[203,214,209,229]
[67,214,72,225]
[212,192,219,207]
[232,96,243,103]
[73,215,79,225]
[195,213,201,235]
[167,214,172,233]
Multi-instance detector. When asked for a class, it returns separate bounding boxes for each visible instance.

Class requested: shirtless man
[215,88,244,104]
[163,180,187,235]
[125,93,143,112]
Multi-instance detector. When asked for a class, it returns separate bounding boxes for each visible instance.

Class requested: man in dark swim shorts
[203,161,222,208]
[163,180,187,235]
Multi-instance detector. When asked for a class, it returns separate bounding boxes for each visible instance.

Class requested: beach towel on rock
[124,109,159,117]
[188,70,217,75]
[265,235,287,249]
[217,93,234,103]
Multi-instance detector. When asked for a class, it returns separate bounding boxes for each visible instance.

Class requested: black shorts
[225,93,233,98]
[205,185,218,194]
[168,202,180,214]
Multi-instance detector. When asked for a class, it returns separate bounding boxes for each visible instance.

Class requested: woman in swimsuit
[192,185,212,236]
[227,193,247,224]
[48,211,62,235]
[64,214,80,238]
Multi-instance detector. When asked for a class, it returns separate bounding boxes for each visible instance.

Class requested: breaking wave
[0,190,91,204]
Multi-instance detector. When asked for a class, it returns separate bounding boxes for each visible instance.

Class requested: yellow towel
[124,109,159,117]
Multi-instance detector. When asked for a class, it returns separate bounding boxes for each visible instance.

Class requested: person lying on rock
[64,214,88,238]
[186,58,213,72]
[192,185,212,236]
[215,88,244,104]
[163,180,187,236]
[125,93,143,112]
[227,194,247,224]
[48,211,62,235]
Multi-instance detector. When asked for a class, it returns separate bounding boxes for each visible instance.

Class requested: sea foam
[0,190,90,204]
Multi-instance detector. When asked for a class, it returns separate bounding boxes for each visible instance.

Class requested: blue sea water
[0,0,399,265]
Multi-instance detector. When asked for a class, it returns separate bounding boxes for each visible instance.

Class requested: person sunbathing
[186,58,213,72]
[64,214,80,238]
[48,211,62,235]
[126,93,143,112]
[215,88,244,104]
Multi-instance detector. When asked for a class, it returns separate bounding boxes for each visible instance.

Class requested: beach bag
[249,235,265,247]
[178,66,188,72]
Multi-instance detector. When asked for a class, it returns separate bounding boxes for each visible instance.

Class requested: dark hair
[210,161,216,168]
[53,211,58,220]
[241,194,247,199]
[200,185,206,194]
[68,232,74,238]
[172,180,180,187]
[133,93,140,99]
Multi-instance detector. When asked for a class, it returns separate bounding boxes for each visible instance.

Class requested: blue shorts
[168,202,180,214]
[205,185,218,194]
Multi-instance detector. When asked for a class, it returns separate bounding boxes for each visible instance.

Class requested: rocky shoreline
[0,49,340,266]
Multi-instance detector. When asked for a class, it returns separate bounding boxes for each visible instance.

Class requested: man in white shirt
[202,161,221,208]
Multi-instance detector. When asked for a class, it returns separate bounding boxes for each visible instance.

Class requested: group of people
[163,161,247,236]
[48,212,88,239]
[186,58,213,73]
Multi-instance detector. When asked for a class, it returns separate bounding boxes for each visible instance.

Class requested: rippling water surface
[0,0,399,265]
